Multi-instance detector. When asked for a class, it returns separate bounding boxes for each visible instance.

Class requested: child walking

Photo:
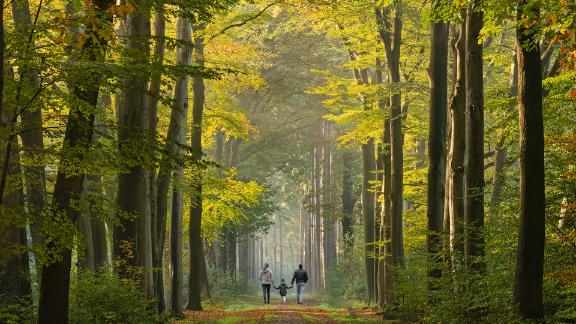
[274,279,293,303]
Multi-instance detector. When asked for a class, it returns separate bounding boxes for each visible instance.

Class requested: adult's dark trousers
[262,284,271,304]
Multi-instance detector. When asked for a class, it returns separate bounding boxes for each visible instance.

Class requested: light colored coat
[259,268,274,285]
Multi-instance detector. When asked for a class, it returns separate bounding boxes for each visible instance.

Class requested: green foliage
[211,273,255,302]
[0,297,36,324]
[69,270,168,323]
[325,225,367,306]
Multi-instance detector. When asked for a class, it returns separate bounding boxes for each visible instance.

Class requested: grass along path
[177,297,383,323]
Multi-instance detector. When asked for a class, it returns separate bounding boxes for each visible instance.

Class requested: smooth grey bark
[149,4,167,312]
[187,22,206,311]
[464,1,485,272]
[169,16,191,315]
[375,56,393,307]
[513,1,545,318]
[361,139,376,303]
[426,2,449,290]
[313,144,323,291]
[279,214,284,277]
[300,199,305,263]
[376,1,404,266]
[91,95,111,271]
[321,121,336,272]
[374,143,383,303]
[78,208,95,270]
[0,111,32,304]
[114,1,153,298]
[11,0,47,274]
[305,175,312,276]
[447,20,466,256]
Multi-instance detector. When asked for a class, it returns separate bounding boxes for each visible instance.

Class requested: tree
[187,22,207,311]
[513,0,545,318]
[446,15,466,259]
[426,0,448,292]
[113,0,154,299]
[170,15,192,315]
[464,0,485,273]
[149,3,167,311]
[38,0,114,320]
[11,0,47,266]
[375,0,405,267]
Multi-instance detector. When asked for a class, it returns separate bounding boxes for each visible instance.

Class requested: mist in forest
[0,0,575,323]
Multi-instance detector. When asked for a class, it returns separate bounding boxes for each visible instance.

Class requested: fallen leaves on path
[178,302,382,323]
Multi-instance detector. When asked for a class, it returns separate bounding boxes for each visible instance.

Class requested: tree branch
[206,1,280,43]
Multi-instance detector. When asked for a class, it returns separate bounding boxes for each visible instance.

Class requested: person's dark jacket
[291,269,308,285]
[274,283,293,296]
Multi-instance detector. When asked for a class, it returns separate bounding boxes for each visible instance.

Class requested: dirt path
[179,302,382,323]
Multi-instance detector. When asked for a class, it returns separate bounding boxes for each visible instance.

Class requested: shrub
[69,270,166,323]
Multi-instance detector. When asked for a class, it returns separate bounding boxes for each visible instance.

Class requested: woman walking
[259,263,274,304]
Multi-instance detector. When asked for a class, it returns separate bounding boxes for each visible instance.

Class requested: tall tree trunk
[214,132,225,276]
[464,1,485,273]
[426,1,449,293]
[91,96,111,271]
[114,1,153,298]
[0,116,32,304]
[187,22,206,311]
[226,228,237,276]
[90,185,108,269]
[279,215,284,278]
[374,143,383,303]
[11,0,47,273]
[489,56,517,217]
[305,185,312,276]
[447,19,466,258]
[170,16,191,315]
[513,1,545,318]
[149,4,167,312]
[300,199,305,263]
[314,145,323,291]
[376,1,404,266]
[322,121,336,273]
[361,139,376,303]
[341,149,355,245]
[78,209,95,271]
[38,0,113,321]
[378,116,393,307]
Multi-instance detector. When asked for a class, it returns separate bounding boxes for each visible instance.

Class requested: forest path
[178,299,383,323]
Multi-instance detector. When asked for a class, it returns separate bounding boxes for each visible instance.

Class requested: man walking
[290,264,308,304]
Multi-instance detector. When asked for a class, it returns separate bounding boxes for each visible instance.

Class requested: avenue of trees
[0,0,575,322]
